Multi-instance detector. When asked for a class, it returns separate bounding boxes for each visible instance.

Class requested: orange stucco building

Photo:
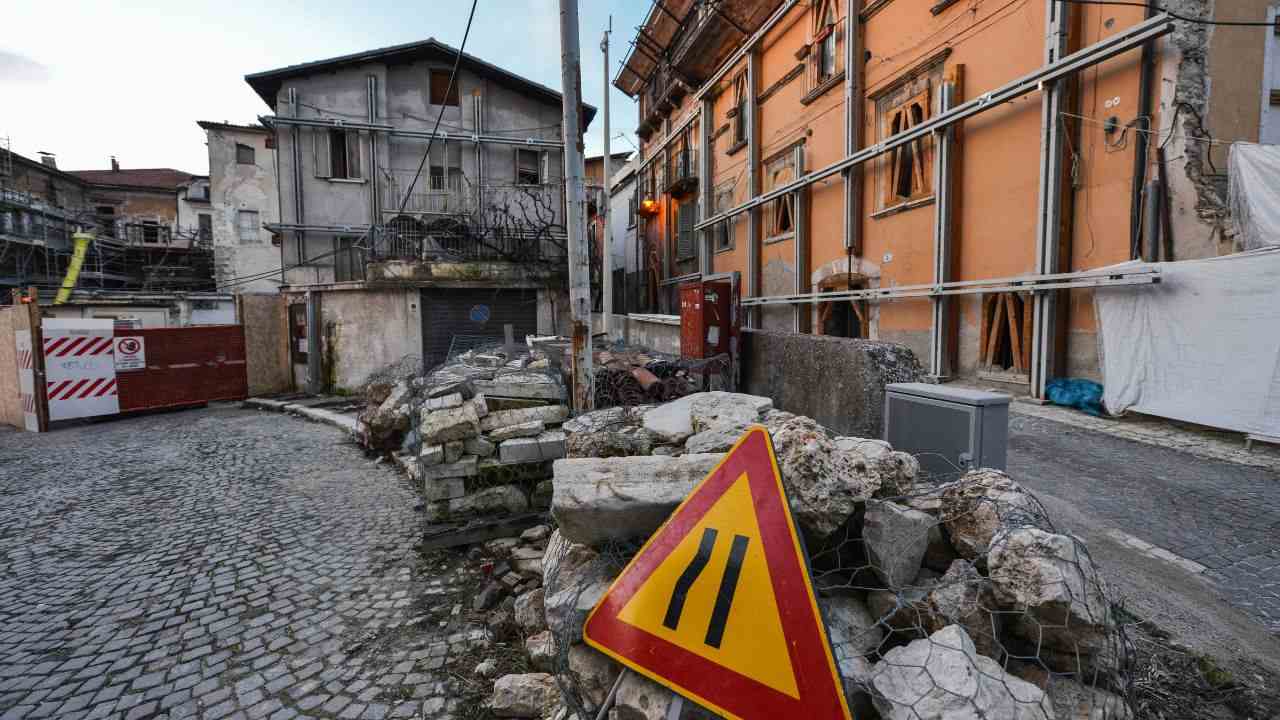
[615,0,1277,396]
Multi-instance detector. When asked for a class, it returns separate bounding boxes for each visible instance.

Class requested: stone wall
[740,329,923,438]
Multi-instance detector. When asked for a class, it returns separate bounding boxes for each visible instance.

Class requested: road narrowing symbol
[583,426,852,720]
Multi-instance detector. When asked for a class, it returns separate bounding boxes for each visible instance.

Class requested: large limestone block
[525,630,557,671]
[490,420,545,442]
[767,415,880,540]
[988,527,1112,652]
[641,394,697,443]
[641,392,773,445]
[514,588,546,633]
[941,470,1044,559]
[551,454,726,546]
[683,422,751,453]
[420,403,481,445]
[490,673,559,718]
[566,645,621,713]
[863,500,934,589]
[833,436,919,498]
[428,485,528,522]
[869,625,1053,720]
[925,559,1003,660]
[567,424,658,458]
[1047,679,1131,720]
[500,431,566,464]
[481,405,569,433]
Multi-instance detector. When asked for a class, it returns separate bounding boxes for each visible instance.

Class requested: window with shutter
[732,73,747,145]
[316,129,361,179]
[813,0,839,84]
[676,199,697,260]
[313,130,330,178]
[880,89,932,208]
[764,151,797,241]
[713,185,734,251]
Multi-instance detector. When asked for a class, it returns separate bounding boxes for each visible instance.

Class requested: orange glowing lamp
[639,197,659,217]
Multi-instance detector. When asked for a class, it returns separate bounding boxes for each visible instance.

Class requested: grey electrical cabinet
[883,383,1012,479]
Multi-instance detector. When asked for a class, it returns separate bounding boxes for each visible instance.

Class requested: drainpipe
[1129,2,1157,260]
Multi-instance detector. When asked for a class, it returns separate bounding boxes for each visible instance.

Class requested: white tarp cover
[1095,248,1280,435]
[1228,143,1280,251]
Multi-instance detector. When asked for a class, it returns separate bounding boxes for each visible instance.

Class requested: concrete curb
[243,397,361,437]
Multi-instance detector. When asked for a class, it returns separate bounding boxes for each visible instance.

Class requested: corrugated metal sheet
[420,288,539,367]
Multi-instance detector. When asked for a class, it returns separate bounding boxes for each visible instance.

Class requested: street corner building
[612,0,1280,397]
[241,38,599,393]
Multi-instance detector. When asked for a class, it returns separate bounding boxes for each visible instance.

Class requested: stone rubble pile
[469,391,1130,720]
[358,348,571,520]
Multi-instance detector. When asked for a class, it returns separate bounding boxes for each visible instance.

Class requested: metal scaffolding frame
[260,115,564,149]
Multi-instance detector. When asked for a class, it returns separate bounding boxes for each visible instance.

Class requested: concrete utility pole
[601,17,613,338]
[559,0,593,411]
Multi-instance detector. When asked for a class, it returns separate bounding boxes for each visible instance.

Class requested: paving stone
[0,406,492,719]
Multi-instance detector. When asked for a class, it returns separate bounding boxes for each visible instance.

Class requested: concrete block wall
[740,329,923,439]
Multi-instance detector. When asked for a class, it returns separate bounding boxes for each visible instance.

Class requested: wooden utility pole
[560,0,593,411]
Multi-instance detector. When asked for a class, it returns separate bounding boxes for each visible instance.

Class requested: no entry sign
[583,427,851,720]
[114,336,146,371]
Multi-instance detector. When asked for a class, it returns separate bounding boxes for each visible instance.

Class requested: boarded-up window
[979,292,1032,378]
[516,149,542,185]
[873,63,941,211]
[430,69,460,107]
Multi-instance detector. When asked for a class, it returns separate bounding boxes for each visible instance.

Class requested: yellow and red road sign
[583,426,852,720]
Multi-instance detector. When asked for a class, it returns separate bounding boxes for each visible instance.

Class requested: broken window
[333,236,366,282]
[142,221,160,244]
[713,185,734,251]
[314,129,361,180]
[429,69,460,107]
[764,150,798,241]
[818,276,868,338]
[731,72,748,146]
[813,0,840,85]
[515,149,542,185]
[979,292,1032,378]
[237,210,259,242]
[198,213,212,243]
[236,143,255,165]
[875,71,937,210]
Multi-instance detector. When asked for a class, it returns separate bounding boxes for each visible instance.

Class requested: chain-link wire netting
[541,416,1136,720]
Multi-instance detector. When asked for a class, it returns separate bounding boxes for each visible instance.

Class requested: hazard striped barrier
[43,335,115,358]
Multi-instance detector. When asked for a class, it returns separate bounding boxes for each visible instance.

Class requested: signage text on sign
[583,427,851,720]
[114,336,146,371]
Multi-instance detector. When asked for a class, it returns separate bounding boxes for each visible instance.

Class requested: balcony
[387,174,469,215]
[665,149,698,197]
[669,1,766,85]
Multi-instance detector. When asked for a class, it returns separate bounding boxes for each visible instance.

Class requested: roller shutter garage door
[421,288,540,367]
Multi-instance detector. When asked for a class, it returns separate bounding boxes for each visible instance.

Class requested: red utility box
[679,279,739,360]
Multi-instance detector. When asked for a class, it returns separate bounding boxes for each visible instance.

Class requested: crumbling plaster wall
[207,128,280,293]
[1157,0,1275,258]
[277,59,567,289]
[315,287,422,392]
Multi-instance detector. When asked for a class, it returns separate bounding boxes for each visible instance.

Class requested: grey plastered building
[244,39,595,390]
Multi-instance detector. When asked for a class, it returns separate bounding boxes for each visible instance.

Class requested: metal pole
[601,19,614,338]
[560,0,593,411]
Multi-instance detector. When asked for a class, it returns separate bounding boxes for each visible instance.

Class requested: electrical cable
[395,0,480,217]
[1055,0,1279,26]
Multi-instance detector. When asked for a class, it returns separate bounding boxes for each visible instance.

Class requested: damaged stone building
[243,39,598,391]
[196,121,281,293]
[615,0,1280,397]
[0,145,217,302]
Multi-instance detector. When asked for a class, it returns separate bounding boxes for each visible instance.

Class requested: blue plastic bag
[1045,378,1105,416]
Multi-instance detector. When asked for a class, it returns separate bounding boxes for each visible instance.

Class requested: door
[420,288,539,367]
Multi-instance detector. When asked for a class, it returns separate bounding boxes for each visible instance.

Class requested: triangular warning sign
[584,426,851,720]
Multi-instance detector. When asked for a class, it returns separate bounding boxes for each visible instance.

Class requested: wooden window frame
[314,129,361,180]
[731,72,747,147]
[429,69,460,107]
[878,87,933,210]
[515,148,542,185]
[713,185,735,252]
[763,150,799,243]
[813,0,840,84]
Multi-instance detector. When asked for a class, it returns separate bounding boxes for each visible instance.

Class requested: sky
[0,0,648,175]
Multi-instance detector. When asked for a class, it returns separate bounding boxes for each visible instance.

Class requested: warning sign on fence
[583,427,851,720]
[114,336,146,371]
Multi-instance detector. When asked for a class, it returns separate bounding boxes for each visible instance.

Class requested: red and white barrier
[42,319,119,421]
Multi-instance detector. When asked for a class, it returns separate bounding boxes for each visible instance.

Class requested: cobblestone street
[0,405,484,720]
